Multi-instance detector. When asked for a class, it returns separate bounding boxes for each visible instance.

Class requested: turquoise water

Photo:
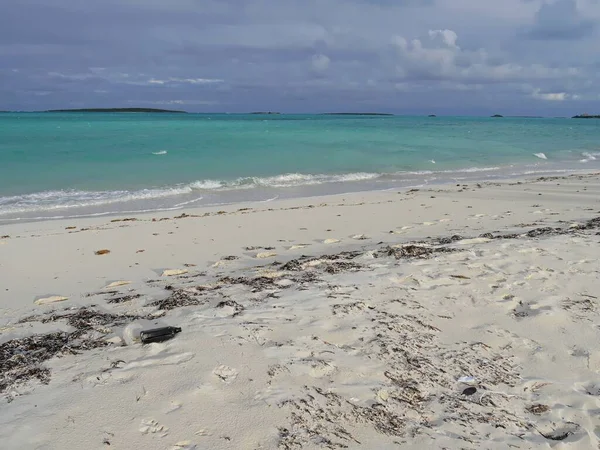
[1,112,599,222]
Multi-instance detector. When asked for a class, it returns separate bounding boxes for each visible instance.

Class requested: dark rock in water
[428,114,436,117]
[491,114,503,118]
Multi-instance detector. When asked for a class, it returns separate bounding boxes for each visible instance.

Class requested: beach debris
[289,244,308,250]
[95,249,111,255]
[323,238,340,244]
[216,300,244,317]
[457,376,477,385]
[110,217,138,222]
[65,226,76,230]
[104,280,131,289]
[136,249,145,253]
[1,331,109,397]
[538,422,580,441]
[244,246,275,251]
[526,404,550,415]
[437,235,463,244]
[34,295,68,306]
[450,274,470,280]
[170,441,196,450]
[162,269,188,277]
[105,336,124,346]
[351,234,369,240]
[461,387,477,396]
[140,326,182,344]
[378,244,455,259]
[323,261,361,274]
[150,289,206,310]
[107,293,141,304]
[256,251,277,259]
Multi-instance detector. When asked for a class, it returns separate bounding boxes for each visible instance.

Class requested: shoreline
[1,172,600,448]
[1,166,598,226]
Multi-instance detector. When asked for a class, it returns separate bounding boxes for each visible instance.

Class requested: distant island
[45,108,187,113]
[250,112,281,115]
[428,114,437,117]
[491,114,503,118]
[572,114,600,119]
[320,113,394,116]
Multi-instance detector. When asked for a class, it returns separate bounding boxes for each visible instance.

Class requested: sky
[1,0,599,115]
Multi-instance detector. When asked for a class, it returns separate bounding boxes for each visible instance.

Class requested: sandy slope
[1,173,600,449]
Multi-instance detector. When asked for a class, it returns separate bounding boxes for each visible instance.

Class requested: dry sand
[1,173,600,449]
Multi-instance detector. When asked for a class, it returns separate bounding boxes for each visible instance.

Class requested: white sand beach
[1,172,600,449]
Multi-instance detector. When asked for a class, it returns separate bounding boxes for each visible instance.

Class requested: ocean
[1,112,599,223]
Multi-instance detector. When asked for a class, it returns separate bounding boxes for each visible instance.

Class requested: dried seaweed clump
[20,307,141,332]
[377,245,456,259]
[1,332,108,398]
[150,288,207,310]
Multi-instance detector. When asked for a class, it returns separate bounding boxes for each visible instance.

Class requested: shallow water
[1,112,599,222]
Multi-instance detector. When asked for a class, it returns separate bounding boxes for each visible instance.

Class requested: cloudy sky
[1,0,599,114]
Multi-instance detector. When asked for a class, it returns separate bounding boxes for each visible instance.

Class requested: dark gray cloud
[0,0,599,113]
[525,0,597,40]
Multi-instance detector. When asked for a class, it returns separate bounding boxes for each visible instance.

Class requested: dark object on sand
[140,326,182,344]
[462,387,477,396]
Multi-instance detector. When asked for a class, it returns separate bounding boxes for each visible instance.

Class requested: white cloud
[147,77,223,85]
[311,54,330,72]
[391,29,580,84]
[531,88,574,101]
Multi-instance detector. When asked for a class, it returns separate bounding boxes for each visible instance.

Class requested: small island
[45,108,187,113]
[491,114,503,118]
[428,114,437,117]
[250,112,281,115]
[572,114,600,119]
[320,113,394,116]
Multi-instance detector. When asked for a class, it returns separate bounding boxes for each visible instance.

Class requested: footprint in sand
[122,352,195,370]
[213,365,238,383]
[139,418,169,436]
[309,361,337,378]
